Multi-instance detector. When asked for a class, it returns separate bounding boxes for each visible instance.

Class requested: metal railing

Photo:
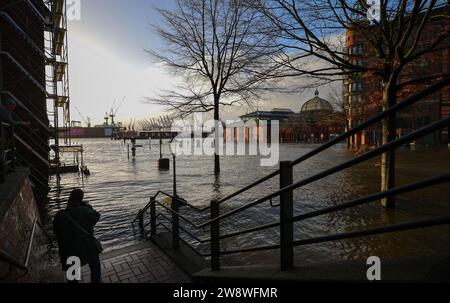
[0,216,53,281]
[134,78,450,272]
[0,120,15,183]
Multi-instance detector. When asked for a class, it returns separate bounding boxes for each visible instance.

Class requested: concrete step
[151,232,209,277]
[192,256,450,283]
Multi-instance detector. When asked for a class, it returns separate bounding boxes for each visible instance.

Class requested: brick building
[344,5,450,148]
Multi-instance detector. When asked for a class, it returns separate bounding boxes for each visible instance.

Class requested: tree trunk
[346,120,351,149]
[214,96,220,175]
[380,81,397,209]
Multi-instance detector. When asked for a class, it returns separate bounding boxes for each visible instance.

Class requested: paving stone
[48,242,191,283]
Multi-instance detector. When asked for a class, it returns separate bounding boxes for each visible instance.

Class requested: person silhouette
[53,189,102,283]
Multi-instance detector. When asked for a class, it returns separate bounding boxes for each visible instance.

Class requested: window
[350,81,364,92]
[357,82,364,91]
[351,44,363,55]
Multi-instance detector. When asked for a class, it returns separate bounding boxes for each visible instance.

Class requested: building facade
[0,0,71,198]
[239,91,345,143]
[344,6,450,148]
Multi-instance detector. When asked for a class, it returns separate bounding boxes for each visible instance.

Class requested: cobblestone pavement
[78,242,192,283]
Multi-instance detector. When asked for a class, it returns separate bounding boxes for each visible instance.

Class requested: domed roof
[301,90,333,113]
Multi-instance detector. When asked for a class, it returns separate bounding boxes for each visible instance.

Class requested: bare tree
[148,0,280,174]
[256,0,450,208]
[328,85,351,148]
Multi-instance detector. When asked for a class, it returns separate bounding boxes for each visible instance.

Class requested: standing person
[53,189,102,283]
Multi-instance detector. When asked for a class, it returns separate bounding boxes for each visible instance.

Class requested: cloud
[68,31,174,125]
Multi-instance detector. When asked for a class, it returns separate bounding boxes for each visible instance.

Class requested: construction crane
[74,106,91,128]
[110,97,126,127]
[104,112,109,126]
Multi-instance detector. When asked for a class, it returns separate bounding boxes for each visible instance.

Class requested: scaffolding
[44,0,72,182]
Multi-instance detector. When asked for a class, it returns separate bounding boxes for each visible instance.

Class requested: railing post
[150,197,156,236]
[279,161,294,270]
[172,195,179,248]
[138,212,144,232]
[210,200,220,271]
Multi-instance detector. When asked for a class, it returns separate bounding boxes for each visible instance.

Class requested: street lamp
[170,140,177,196]
[157,127,170,170]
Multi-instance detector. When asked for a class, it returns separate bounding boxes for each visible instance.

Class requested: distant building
[239,90,345,143]
[344,5,450,148]
[240,108,295,125]
[283,90,345,143]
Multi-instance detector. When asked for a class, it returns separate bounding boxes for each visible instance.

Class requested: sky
[67,0,333,126]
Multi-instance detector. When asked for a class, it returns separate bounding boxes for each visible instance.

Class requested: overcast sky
[68,0,333,126]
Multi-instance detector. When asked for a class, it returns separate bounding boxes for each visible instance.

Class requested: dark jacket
[53,204,101,270]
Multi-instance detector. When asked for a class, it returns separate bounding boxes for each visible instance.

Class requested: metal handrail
[136,77,450,216]
[154,118,449,229]
[292,216,450,247]
[133,191,192,223]
[135,79,450,271]
[155,222,210,257]
[215,217,450,256]
[136,122,449,235]
[0,216,53,280]
[216,77,450,207]
[157,213,210,244]
[143,173,450,244]
[292,174,450,223]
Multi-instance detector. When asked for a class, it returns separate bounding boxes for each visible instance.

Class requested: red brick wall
[344,11,450,146]
[0,172,46,282]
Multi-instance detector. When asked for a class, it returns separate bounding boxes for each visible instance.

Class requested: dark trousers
[89,254,102,283]
[66,254,102,283]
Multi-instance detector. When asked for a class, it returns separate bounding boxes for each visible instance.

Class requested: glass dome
[300,90,333,113]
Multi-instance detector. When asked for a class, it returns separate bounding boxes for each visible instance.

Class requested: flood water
[43,138,450,267]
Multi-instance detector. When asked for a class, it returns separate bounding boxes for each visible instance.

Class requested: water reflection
[44,139,450,267]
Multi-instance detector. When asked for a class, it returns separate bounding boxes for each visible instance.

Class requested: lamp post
[157,127,170,170]
[170,141,177,196]
[170,140,179,248]
[159,127,162,159]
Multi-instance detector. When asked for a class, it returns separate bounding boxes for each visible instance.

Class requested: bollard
[279,161,294,270]
[210,200,220,271]
[127,144,130,159]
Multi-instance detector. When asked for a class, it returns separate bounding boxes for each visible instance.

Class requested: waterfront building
[344,5,450,148]
[283,90,345,143]
[240,108,295,125]
[0,0,71,196]
[239,91,345,143]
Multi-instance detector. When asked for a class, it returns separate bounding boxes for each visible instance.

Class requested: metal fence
[134,78,450,271]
